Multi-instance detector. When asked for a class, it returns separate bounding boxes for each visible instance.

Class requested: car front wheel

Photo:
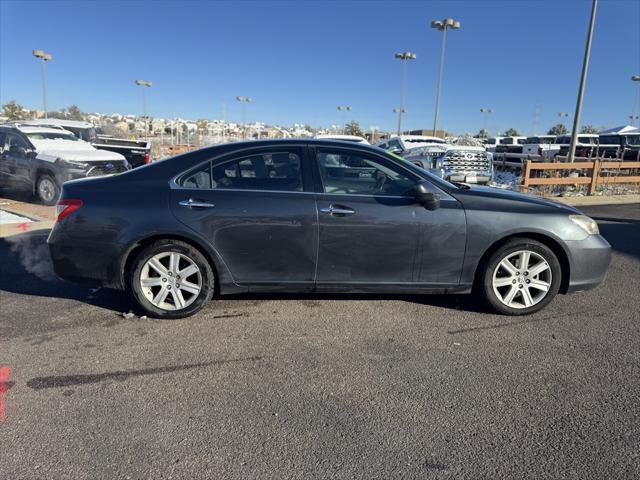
[130,240,215,319]
[481,239,561,315]
[36,174,60,206]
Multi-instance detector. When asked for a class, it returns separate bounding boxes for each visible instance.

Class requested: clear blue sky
[1,0,639,134]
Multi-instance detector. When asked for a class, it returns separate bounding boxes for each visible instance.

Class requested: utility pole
[236,96,251,139]
[567,0,598,163]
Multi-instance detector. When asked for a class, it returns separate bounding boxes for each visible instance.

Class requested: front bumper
[565,234,612,293]
[446,170,493,184]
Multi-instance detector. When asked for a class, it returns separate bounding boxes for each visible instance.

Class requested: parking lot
[0,203,639,479]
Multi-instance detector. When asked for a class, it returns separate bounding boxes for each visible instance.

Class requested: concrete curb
[0,220,55,238]
[553,194,640,206]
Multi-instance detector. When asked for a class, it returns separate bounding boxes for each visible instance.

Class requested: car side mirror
[390,147,403,155]
[414,182,441,210]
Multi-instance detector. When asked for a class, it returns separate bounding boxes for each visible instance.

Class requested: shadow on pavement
[0,230,135,314]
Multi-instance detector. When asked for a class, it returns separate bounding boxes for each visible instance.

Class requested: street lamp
[480,108,493,136]
[394,51,416,136]
[431,18,460,137]
[337,105,352,134]
[631,76,640,127]
[558,111,569,129]
[32,49,52,119]
[567,0,598,163]
[135,80,153,138]
[236,96,252,139]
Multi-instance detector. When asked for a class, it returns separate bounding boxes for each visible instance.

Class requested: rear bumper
[48,225,124,288]
[565,234,612,293]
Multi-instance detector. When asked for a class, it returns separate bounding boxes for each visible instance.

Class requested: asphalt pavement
[1,204,639,479]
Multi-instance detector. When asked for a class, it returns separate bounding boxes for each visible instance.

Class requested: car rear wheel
[481,239,561,315]
[36,174,59,206]
[130,240,214,319]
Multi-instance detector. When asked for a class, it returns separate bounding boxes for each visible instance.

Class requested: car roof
[0,124,75,135]
[19,119,94,128]
[315,134,369,143]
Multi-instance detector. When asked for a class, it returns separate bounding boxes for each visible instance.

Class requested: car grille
[86,162,128,177]
[442,151,491,172]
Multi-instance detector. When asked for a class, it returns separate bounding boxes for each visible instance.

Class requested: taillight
[56,199,83,221]
[144,151,150,164]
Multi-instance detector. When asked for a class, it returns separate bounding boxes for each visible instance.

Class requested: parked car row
[487,128,640,161]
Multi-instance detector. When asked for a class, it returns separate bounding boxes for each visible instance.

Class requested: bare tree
[2,100,27,120]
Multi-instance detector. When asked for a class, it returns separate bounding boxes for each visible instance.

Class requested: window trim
[310,145,424,197]
[171,144,311,193]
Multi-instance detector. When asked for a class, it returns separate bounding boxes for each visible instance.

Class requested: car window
[6,133,30,150]
[388,139,402,149]
[599,135,618,145]
[626,135,640,146]
[517,138,527,144]
[179,162,212,189]
[211,151,302,192]
[316,148,415,196]
[25,132,78,141]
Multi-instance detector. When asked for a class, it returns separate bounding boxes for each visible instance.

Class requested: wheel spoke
[141,278,163,288]
[499,259,518,276]
[519,251,531,271]
[521,287,534,307]
[148,258,168,276]
[179,281,200,295]
[178,264,199,279]
[172,289,186,309]
[503,285,519,305]
[152,286,169,306]
[169,253,179,273]
[494,277,514,288]
[528,279,550,292]
[528,262,549,277]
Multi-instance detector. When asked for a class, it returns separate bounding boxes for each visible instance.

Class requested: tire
[480,238,561,315]
[130,240,215,319]
[36,174,60,206]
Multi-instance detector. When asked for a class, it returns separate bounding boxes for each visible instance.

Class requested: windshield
[25,131,79,141]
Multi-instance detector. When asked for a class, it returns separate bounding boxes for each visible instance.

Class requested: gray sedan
[47,139,611,318]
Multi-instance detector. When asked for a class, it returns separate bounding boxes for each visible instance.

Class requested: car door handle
[178,198,215,209]
[319,205,356,216]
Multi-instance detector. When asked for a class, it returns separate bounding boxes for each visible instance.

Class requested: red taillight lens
[56,199,83,221]
[144,152,150,164]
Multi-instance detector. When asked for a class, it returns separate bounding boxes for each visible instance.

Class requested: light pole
[480,108,493,137]
[135,80,153,138]
[32,49,52,119]
[558,112,569,129]
[394,51,416,136]
[337,105,352,134]
[567,0,598,163]
[629,115,640,127]
[236,96,251,139]
[431,18,460,137]
[631,76,640,127]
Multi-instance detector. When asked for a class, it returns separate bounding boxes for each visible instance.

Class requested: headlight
[57,158,89,168]
[569,215,599,235]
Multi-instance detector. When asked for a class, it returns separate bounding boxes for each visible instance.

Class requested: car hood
[33,140,126,163]
[454,185,581,213]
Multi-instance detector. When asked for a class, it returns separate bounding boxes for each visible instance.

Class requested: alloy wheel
[38,178,56,203]
[492,250,552,309]
[139,252,202,311]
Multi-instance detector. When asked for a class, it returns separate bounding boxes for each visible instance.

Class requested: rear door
[311,146,466,287]
[170,145,318,288]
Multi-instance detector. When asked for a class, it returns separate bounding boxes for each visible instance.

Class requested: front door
[312,146,466,287]
[170,145,318,288]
